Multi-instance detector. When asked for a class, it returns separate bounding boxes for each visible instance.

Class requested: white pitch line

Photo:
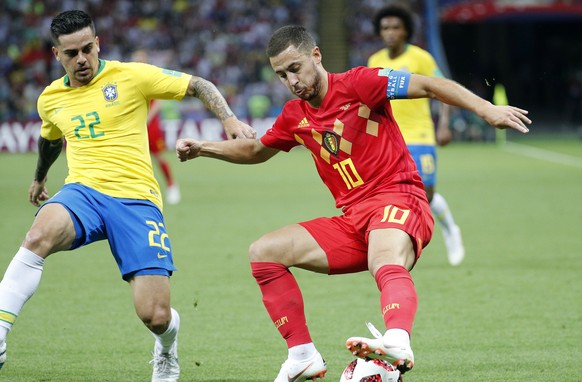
[502,141,582,169]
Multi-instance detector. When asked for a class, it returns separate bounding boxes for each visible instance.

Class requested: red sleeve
[347,66,391,111]
[259,103,301,152]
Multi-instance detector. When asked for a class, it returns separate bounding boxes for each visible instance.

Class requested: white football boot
[274,350,327,382]
[151,340,180,382]
[346,322,414,374]
[443,224,465,266]
[166,184,181,205]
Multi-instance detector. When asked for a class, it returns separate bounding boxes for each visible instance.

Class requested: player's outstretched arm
[176,138,279,164]
[407,75,531,133]
[29,137,63,206]
[186,76,257,140]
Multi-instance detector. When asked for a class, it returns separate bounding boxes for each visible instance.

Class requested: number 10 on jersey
[333,158,364,190]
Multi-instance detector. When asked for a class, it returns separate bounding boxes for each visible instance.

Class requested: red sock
[375,264,417,335]
[251,262,312,347]
[158,160,174,186]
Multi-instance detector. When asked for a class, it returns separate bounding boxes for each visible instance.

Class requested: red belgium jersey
[261,66,425,209]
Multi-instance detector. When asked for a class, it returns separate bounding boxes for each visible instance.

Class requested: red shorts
[148,117,166,153]
[299,192,433,275]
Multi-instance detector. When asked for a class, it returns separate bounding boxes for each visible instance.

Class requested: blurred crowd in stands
[3,0,582,135]
[0,0,317,123]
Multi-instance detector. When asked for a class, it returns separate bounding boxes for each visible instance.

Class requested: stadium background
[0,2,580,380]
[1,0,582,153]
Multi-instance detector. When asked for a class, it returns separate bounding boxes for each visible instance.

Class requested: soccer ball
[339,358,401,382]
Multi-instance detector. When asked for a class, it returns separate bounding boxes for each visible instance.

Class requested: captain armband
[385,69,411,100]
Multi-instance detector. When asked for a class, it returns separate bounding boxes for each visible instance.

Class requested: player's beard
[298,70,322,102]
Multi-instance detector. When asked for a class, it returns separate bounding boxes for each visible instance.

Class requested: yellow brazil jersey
[37,59,191,210]
[368,44,443,145]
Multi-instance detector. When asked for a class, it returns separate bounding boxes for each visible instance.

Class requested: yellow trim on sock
[0,310,16,325]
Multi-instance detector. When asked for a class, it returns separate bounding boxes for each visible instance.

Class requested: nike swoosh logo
[288,362,313,382]
[157,253,167,259]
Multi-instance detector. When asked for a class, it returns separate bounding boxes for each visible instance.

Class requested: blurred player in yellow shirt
[368,4,465,266]
[0,9,255,381]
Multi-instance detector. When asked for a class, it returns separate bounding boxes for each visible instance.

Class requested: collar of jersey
[63,59,106,87]
[387,43,410,58]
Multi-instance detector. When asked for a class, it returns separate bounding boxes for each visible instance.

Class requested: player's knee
[22,227,56,256]
[248,236,276,263]
[139,305,171,334]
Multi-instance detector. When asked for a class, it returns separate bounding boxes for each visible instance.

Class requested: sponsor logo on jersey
[298,117,310,128]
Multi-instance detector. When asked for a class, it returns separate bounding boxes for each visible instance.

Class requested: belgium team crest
[102,83,118,102]
[322,131,339,156]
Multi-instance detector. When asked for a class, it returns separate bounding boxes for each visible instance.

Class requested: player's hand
[29,179,49,207]
[436,125,452,146]
[222,117,257,140]
[176,138,202,162]
[483,104,531,133]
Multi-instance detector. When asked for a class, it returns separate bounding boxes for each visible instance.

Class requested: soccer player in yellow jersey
[368,4,465,266]
[0,10,255,381]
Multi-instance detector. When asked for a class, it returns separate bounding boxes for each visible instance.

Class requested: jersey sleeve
[350,66,398,109]
[37,93,64,140]
[128,62,192,102]
[260,107,300,152]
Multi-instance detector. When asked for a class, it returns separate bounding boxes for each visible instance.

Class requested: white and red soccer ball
[340,358,401,382]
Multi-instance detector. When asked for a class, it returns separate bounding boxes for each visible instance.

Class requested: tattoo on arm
[187,76,234,121]
[34,137,63,182]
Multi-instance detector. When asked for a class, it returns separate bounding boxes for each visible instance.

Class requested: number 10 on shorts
[381,205,410,225]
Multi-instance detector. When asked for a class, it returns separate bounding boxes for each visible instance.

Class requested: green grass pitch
[0,138,580,381]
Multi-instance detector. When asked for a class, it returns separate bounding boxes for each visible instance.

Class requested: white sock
[153,308,180,354]
[0,247,45,341]
[383,328,410,347]
[288,342,316,361]
[430,192,457,232]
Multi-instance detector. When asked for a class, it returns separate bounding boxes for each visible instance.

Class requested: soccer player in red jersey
[147,99,181,204]
[176,25,530,381]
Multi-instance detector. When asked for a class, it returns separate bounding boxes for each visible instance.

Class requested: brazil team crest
[102,83,118,102]
[322,131,339,156]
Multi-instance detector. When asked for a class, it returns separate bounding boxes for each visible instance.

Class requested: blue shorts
[407,144,437,187]
[40,183,175,281]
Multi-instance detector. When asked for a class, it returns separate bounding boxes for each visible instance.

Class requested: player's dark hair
[373,4,414,41]
[50,10,95,46]
[267,25,316,57]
